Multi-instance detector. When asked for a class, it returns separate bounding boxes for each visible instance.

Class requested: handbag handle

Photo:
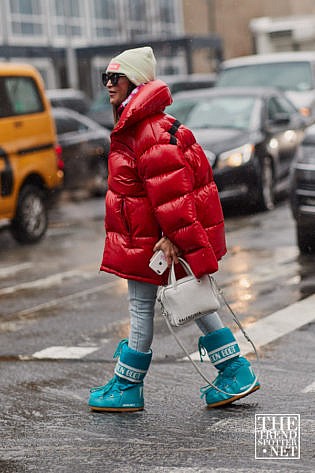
[169,257,195,286]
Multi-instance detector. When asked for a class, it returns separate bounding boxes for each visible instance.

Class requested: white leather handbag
[157,257,221,327]
[158,257,260,398]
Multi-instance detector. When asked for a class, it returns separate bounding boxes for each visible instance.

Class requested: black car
[290,125,315,253]
[166,87,306,210]
[52,108,110,195]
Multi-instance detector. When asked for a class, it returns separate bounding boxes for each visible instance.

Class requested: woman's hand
[153,237,180,267]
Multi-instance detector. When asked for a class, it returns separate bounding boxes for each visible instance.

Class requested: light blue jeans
[128,279,224,353]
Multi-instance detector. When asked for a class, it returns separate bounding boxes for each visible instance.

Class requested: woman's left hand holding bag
[153,236,180,267]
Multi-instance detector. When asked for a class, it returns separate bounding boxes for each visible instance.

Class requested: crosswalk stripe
[0,263,33,278]
[32,346,98,359]
[0,266,97,296]
[6,280,118,319]
[301,381,315,393]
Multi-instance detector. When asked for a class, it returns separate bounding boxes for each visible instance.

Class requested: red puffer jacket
[100,80,226,285]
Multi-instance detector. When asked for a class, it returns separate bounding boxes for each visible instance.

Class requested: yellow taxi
[0,63,63,243]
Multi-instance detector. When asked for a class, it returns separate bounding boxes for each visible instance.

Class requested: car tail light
[55,144,64,170]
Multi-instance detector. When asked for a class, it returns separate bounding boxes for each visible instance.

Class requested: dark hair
[113,81,137,126]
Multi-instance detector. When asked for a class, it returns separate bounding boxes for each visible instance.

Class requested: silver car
[217,52,315,121]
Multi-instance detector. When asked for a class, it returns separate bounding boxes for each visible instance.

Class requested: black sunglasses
[102,72,126,86]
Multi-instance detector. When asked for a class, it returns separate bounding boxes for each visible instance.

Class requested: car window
[0,79,12,117]
[217,61,313,92]
[275,95,297,114]
[60,98,89,115]
[267,96,296,120]
[268,98,282,120]
[169,81,214,94]
[176,96,256,130]
[55,115,89,135]
[89,91,111,112]
[0,76,44,116]
[165,99,197,123]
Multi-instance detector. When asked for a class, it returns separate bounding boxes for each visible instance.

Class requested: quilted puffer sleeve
[137,136,220,277]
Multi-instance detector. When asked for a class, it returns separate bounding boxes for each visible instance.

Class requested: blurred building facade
[250,15,315,54]
[1,0,315,97]
[0,0,221,96]
[193,0,315,59]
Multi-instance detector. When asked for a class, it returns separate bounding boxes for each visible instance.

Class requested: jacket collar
[112,80,172,133]
[117,84,144,117]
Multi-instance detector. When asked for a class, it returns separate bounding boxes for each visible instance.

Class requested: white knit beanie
[106,46,156,86]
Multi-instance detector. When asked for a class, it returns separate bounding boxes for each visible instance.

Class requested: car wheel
[10,184,48,244]
[255,156,275,211]
[297,225,315,253]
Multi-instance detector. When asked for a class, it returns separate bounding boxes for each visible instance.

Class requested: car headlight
[217,144,254,169]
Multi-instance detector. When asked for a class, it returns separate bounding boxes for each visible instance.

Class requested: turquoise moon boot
[199,328,260,408]
[88,339,152,412]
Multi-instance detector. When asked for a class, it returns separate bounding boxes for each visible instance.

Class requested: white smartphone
[149,250,168,275]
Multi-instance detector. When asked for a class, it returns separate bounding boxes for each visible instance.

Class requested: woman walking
[88,46,260,412]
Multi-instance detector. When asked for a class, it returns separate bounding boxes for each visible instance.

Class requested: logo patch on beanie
[108,63,121,71]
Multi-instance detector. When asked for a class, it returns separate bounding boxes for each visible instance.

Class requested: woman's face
[106,75,130,107]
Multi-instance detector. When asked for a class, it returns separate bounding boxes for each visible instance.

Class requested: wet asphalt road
[0,194,314,472]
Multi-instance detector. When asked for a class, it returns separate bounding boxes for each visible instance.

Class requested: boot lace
[89,339,129,394]
[113,338,128,359]
[90,377,116,394]
[198,339,208,362]
[200,358,243,398]
[90,376,135,395]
